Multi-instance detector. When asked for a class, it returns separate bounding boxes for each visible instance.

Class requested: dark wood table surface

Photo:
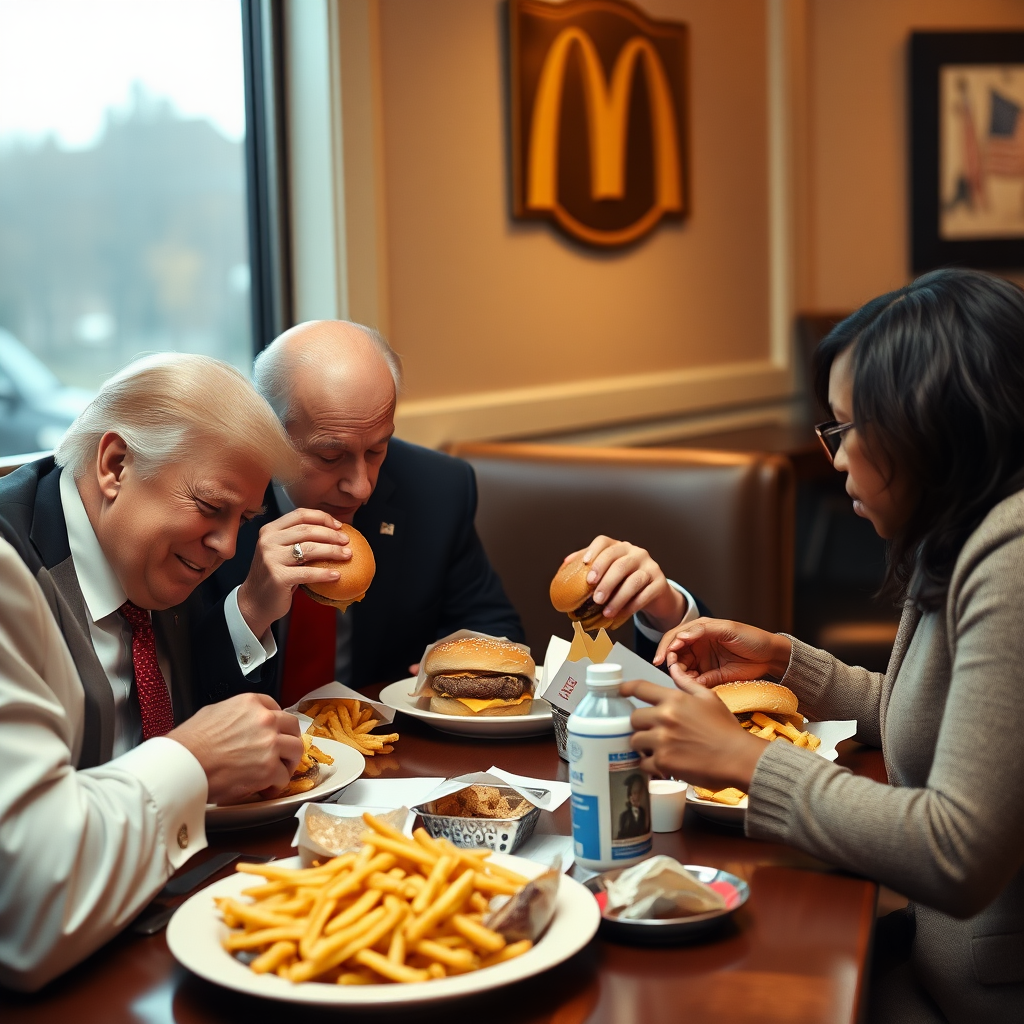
[2,687,884,1024]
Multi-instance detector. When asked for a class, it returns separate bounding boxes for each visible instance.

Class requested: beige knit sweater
[747,489,1024,1023]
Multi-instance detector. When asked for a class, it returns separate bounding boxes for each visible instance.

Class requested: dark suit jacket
[197,439,524,702]
[0,458,235,767]
[617,805,650,840]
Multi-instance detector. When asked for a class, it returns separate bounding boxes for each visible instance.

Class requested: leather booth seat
[448,442,795,656]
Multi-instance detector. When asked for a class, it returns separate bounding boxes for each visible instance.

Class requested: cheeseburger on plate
[549,553,632,632]
[424,636,536,717]
[300,523,376,612]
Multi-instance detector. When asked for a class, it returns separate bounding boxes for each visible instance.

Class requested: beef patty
[431,674,525,701]
[571,596,601,620]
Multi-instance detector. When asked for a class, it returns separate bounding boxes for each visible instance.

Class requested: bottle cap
[586,662,623,688]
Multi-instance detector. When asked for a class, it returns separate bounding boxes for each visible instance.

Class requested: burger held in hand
[425,636,536,717]
[549,553,632,632]
[300,523,376,612]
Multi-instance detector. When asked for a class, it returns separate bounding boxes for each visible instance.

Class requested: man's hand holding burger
[552,536,686,633]
[236,509,353,639]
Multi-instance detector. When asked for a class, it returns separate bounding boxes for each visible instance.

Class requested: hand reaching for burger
[654,618,792,687]
[236,508,353,640]
[553,536,686,633]
[622,677,768,791]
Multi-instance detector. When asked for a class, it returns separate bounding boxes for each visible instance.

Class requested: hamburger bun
[549,553,632,632]
[425,636,536,717]
[712,680,803,727]
[300,523,376,613]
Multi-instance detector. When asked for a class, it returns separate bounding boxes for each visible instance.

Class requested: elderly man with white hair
[0,354,305,991]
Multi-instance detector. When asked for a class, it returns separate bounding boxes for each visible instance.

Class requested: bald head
[253,321,403,521]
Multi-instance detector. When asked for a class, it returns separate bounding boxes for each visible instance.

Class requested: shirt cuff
[224,586,278,676]
[634,581,699,643]
[110,736,209,871]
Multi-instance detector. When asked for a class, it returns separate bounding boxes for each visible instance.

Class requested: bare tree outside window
[0,0,251,456]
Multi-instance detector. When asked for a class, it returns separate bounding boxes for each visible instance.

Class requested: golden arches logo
[511,0,689,247]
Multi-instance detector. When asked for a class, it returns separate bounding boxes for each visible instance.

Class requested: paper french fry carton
[539,622,676,716]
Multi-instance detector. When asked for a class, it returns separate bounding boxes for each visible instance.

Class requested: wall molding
[395,359,794,449]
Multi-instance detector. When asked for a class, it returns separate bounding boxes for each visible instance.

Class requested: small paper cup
[649,779,688,832]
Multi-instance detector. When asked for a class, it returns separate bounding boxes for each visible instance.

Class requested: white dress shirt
[0,538,208,991]
[59,472,272,755]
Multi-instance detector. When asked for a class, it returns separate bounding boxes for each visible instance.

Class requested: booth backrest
[448,443,796,656]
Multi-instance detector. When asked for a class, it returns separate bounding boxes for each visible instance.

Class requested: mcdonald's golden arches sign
[510,0,690,247]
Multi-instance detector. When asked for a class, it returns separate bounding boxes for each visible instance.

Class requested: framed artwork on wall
[911,32,1024,271]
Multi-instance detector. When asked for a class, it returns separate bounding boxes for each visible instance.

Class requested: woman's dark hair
[813,268,1024,610]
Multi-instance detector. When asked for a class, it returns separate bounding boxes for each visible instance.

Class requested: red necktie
[120,600,175,740]
[279,588,337,708]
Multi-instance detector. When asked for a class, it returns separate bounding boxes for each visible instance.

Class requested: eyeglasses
[814,420,854,465]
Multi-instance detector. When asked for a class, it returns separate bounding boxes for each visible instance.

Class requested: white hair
[55,352,299,482]
[252,320,403,423]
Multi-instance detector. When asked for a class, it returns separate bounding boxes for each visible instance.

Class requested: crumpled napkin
[604,856,727,920]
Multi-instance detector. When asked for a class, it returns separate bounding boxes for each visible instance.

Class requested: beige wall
[801,0,1024,312]
[378,0,771,397]
[292,0,1024,447]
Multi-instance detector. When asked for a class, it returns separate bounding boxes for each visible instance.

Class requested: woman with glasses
[622,268,1024,1023]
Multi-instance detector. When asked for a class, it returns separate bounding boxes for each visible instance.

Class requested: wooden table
[2,687,883,1024]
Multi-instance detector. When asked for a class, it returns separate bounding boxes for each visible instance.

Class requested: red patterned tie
[120,600,175,739]
[279,588,337,708]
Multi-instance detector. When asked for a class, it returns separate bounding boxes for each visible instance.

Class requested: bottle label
[608,750,652,859]
[570,793,601,860]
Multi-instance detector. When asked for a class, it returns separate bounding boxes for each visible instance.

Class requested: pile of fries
[694,714,822,806]
[739,712,821,750]
[303,698,399,758]
[218,813,534,985]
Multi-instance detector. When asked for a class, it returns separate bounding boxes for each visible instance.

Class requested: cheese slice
[454,694,530,714]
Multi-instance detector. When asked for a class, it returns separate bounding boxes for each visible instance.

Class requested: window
[0,0,254,456]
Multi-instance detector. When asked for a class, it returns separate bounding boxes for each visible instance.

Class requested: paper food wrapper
[605,856,727,920]
[485,860,561,941]
[410,629,535,699]
[284,681,395,726]
[293,803,412,866]
[539,623,675,715]
[802,719,858,762]
[415,768,571,814]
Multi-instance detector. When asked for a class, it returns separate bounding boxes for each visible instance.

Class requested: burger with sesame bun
[712,680,803,727]
[425,636,536,717]
[299,523,376,612]
[549,552,632,631]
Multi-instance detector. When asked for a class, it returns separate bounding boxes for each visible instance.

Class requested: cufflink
[177,824,189,849]
[240,646,252,666]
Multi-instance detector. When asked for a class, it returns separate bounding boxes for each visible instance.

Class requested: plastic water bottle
[567,663,652,871]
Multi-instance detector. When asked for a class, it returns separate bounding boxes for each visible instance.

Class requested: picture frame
[910,32,1024,272]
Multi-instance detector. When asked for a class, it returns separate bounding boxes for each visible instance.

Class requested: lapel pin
[379,522,395,536]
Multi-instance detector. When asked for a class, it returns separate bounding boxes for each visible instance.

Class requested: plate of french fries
[205,737,366,830]
[686,714,841,825]
[299,697,400,759]
[166,813,600,1005]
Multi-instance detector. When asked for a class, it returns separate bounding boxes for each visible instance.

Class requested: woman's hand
[563,535,685,632]
[654,617,792,687]
[622,676,768,791]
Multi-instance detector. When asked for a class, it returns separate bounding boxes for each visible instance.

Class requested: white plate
[686,785,748,825]
[205,739,365,830]
[379,677,553,737]
[167,853,599,1006]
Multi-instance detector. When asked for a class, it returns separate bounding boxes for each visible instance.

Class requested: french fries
[693,715,822,806]
[302,698,400,758]
[219,813,533,984]
[739,712,821,751]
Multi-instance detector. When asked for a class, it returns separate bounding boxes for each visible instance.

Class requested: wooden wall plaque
[510,0,690,248]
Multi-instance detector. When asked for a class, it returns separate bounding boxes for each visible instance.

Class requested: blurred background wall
[285,0,1024,449]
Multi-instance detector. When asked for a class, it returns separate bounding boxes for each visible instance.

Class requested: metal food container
[551,705,571,761]
[417,786,542,854]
